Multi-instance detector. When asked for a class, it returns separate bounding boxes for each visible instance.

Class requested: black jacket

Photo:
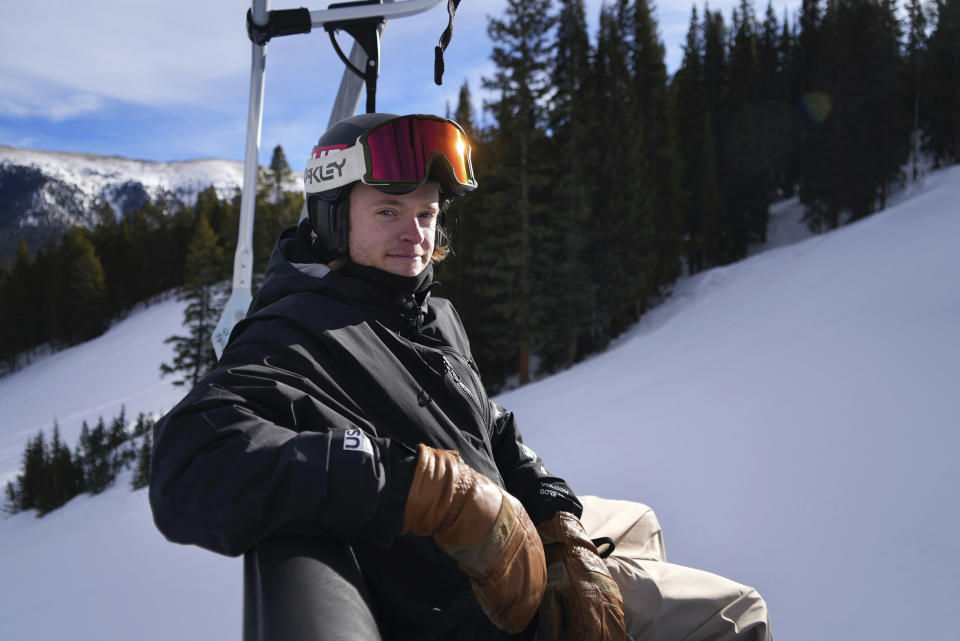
[150,223,582,640]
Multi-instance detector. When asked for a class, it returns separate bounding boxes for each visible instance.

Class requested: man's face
[348,182,440,277]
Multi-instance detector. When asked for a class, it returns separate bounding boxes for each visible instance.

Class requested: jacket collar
[253,223,435,335]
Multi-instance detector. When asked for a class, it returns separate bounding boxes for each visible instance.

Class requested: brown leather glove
[535,511,626,641]
[401,444,547,633]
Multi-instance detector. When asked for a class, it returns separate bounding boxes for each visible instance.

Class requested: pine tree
[723,0,771,257]
[132,432,153,490]
[905,0,930,179]
[3,481,18,514]
[161,213,225,387]
[41,422,79,514]
[924,0,960,165]
[702,8,736,262]
[18,431,46,511]
[82,416,114,494]
[630,0,685,299]
[72,447,87,495]
[93,201,130,318]
[796,0,837,232]
[869,0,911,210]
[702,8,728,132]
[480,0,555,385]
[268,145,291,203]
[673,5,707,273]
[195,187,235,275]
[778,8,803,197]
[107,405,128,450]
[535,0,597,371]
[802,0,909,224]
[2,239,35,365]
[698,111,723,265]
[588,2,653,342]
[133,412,155,437]
[0,262,7,367]
[756,2,803,199]
[58,228,110,343]
[254,188,302,275]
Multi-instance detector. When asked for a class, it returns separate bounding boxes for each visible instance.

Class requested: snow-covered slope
[2,166,959,640]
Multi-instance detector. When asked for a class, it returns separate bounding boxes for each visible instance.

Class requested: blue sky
[0,0,792,170]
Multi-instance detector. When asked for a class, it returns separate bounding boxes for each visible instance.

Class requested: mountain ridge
[0,144,298,263]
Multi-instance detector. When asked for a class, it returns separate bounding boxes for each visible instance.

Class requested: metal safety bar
[309,0,440,25]
[245,0,442,45]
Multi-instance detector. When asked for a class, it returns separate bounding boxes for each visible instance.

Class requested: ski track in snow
[2,165,960,640]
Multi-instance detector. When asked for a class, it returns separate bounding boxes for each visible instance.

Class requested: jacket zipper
[439,350,504,488]
[441,354,485,428]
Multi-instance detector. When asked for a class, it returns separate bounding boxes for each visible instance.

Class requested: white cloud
[0,0,248,109]
[0,74,106,120]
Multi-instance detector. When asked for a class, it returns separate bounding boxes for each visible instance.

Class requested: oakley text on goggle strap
[303,115,477,195]
[304,143,367,192]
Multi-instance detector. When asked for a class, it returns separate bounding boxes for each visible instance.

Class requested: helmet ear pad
[307,188,352,261]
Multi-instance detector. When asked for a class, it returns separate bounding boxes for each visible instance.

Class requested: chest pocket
[439,349,491,437]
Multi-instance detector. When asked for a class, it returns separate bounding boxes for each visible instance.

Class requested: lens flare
[801,92,833,124]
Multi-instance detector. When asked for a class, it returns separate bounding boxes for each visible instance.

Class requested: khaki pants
[579,496,773,641]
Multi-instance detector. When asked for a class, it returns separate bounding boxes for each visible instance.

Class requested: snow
[0,297,187,489]
[0,144,247,217]
[0,144,301,227]
[2,165,960,640]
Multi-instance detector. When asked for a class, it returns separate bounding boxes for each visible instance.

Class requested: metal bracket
[246,7,313,45]
[324,1,384,113]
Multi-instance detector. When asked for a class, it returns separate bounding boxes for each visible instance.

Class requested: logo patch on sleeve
[343,428,374,456]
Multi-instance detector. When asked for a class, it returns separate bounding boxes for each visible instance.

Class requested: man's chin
[383,256,426,276]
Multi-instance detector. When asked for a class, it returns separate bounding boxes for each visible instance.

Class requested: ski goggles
[304,115,477,196]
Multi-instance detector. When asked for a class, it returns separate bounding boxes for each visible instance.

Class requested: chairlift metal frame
[212,0,445,358]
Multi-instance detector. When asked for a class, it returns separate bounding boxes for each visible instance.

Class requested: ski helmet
[303,113,477,261]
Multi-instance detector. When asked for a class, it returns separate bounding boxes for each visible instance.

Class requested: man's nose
[398,215,426,243]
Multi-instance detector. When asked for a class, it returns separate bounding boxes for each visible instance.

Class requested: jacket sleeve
[488,401,583,525]
[149,318,416,557]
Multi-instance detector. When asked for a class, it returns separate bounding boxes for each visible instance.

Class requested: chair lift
[212,0,460,359]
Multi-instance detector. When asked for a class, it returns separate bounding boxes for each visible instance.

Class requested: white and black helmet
[303,113,477,260]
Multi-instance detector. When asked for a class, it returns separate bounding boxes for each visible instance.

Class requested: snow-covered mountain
[1,165,959,641]
[0,145,298,262]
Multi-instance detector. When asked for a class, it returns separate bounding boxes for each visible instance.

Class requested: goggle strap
[304,144,367,194]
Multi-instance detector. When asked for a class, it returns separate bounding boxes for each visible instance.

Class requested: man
[150,113,625,640]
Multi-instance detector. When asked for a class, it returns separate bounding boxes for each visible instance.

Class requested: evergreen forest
[3,407,155,517]
[2,0,959,396]
[0,152,301,375]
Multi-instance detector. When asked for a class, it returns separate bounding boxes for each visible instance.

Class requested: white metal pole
[328,41,368,128]
[212,0,269,359]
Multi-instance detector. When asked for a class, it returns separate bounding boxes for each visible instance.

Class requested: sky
[0,0,799,170]
[1,162,958,640]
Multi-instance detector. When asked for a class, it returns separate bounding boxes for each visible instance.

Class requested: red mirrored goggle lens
[363,117,472,186]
